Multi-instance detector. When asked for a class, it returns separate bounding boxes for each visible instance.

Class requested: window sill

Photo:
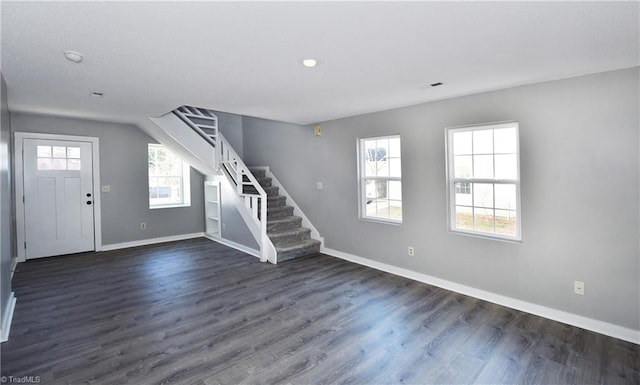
[449,228,522,244]
[150,203,191,210]
[360,217,403,226]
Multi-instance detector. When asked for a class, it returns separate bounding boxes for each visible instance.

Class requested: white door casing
[15,133,102,261]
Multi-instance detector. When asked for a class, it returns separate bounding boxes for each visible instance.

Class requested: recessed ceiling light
[90,91,104,98]
[302,58,318,68]
[64,51,84,64]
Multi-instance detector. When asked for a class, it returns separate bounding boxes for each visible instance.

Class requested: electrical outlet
[574,281,585,295]
[408,246,415,256]
[101,185,111,192]
[140,222,147,230]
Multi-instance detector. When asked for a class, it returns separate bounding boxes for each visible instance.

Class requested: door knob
[86,193,92,197]
[86,201,92,205]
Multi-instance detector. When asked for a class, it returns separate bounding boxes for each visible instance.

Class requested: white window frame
[148,144,191,209]
[357,134,403,225]
[445,121,522,242]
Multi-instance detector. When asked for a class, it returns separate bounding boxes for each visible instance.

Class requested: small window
[446,122,521,241]
[37,145,81,171]
[358,135,402,224]
[148,144,191,208]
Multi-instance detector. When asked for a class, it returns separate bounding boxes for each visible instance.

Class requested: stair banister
[217,133,276,264]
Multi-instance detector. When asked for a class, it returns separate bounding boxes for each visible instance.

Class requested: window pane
[455,206,473,230]
[52,158,67,170]
[37,158,52,170]
[67,159,81,170]
[364,139,378,177]
[473,130,493,154]
[454,155,472,178]
[389,200,402,221]
[360,135,402,223]
[67,147,81,158]
[389,137,401,158]
[453,131,472,155]
[53,146,66,158]
[473,155,493,179]
[495,209,517,235]
[473,183,493,208]
[148,144,190,208]
[455,182,472,206]
[376,158,389,178]
[495,154,517,180]
[495,184,517,210]
[365,198,378,217]
[375,139,389,161]
[372,199,389,219]
[474,207,494,232]
[494,127,516,154]
[389,158,401,177]
[37,145,51,157]
[447,123,520,240]
[388,180,402,200]
[365,179,379,200]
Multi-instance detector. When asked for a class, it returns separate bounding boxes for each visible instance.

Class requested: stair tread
[267,215,302,224]
[268,227,311,237]
[267,205,293,212]
[275,238,321,252]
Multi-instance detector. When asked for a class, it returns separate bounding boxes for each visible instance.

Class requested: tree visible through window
[359,135,402,223]
[148,144,191,208]
[447,122,521,240]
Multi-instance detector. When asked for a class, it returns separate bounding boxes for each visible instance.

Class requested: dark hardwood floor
[1,238,638,385]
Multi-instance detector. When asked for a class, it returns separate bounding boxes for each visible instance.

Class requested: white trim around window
[357,134,403,224]
[148,144,191,209]
[445,121,522,242]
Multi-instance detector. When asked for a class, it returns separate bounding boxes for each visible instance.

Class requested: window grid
[148,144,190,208]
[447,122,521,241]
[359,135,402,224]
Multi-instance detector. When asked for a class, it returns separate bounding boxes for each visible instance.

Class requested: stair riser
[267,206,294,219]
[267,218,302,233]
[249,169,266,178]
[269,229,312,244]
[264,196,286,208]
[278,242,321,262]
[258,178,272,188]
[243,186,279,196]
[244,175,272,187]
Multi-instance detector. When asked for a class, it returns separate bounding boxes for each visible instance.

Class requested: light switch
[316,182,323,190]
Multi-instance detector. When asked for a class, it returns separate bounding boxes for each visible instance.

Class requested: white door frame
[14,132,103,262]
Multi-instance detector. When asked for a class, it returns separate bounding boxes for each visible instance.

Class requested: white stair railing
[172,106,276,264]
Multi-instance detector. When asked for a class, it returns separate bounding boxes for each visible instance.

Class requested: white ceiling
[1,1,638,126]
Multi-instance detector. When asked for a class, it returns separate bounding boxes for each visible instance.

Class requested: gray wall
[217,111,243,158]
[218,176,259,250]
[243,67,640,331]
[11,113,205,246]
[1,73,15,332]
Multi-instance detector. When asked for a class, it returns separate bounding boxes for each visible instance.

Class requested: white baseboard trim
[322,247,640,345]
[1,292,16,343]
[101,232,205,251]
[205,235,261,259]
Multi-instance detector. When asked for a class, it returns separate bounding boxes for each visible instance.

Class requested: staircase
[248,169,321,261]
[149,105,322,263]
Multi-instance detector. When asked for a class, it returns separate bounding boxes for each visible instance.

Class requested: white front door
[22,138,95,259]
